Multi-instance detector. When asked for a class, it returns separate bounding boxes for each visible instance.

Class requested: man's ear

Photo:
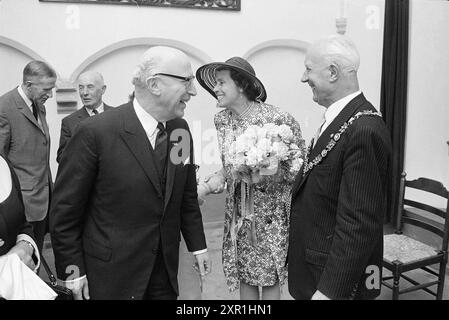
[23,81,32,91]
[146,77,161,95]
[329,64,339,82]
[101,85,107,94]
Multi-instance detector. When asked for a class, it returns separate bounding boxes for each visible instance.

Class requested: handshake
[197,171,226,205]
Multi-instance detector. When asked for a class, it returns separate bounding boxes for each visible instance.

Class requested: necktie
[31,102,39,121]
[92,108,98,115]
[312,115,326,148]
[154,122,168,188]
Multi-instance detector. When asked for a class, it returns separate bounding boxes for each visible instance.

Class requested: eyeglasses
[152,73,195,85]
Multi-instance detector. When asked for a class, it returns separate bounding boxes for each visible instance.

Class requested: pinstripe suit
[288,93,392,299]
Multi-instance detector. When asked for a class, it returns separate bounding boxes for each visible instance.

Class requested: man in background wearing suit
[56,71,112,163]
[50,46,210,300]
[0,61,56,255]
[288,35,392,300]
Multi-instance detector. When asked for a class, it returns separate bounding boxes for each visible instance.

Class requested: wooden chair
[382,172,449,299]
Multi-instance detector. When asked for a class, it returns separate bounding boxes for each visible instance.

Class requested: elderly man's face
[78,73,106,109]
[301,50,333,107]
[26,76,56,106]
[157,61,197,120]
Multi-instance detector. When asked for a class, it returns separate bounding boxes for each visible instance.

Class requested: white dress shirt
[85,103,105,116]
[134,98,206,256]
[133,98,165,148]
[319,90,362,138]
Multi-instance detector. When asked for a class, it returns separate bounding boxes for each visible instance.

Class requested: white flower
[263,123,278,138]
[256,138,271,154]
[290,157,304,173]
[290,143,299,151]
[272,141,289,160]
[246,148,258,167]
[234,152,246,168]
[278,124,293,141]
[256,126,269,140]
[244,125,259,139]
[234,135,250,153]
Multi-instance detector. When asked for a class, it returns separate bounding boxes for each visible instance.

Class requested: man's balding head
[78,71,106,109]
[301,34,360,107]
[132,46,192,88]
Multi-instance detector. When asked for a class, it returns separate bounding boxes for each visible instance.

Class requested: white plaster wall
[405,0,449,201]
[0,0,385,178]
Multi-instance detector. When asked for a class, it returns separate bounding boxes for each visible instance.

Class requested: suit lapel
[164,121,176,210]
[292,93,368,198]
[78,107,89,120]
[13,90,44,134]
[119,103,163,198]
[39,104,51,148]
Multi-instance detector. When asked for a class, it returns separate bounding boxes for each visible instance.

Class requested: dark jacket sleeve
[179,120,207,252]
[50,122,97,280]
[56,118,71,164]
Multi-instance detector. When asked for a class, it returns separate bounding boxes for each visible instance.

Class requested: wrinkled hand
[204,173,225,194]
[8,241,35,270]
[193,252,212,280]
[65,277,90,300]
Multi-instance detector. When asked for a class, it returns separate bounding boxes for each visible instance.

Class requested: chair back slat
[404,199,445,220]
[397,172,449,253]
[402,212,445,238]
[406,178,449,199]
[384,172,449,299]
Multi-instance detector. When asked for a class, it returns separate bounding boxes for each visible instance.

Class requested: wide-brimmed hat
[196,57,267,102]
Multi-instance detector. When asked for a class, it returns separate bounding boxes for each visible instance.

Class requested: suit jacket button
[152,248,158,254]
[0,239,4,247]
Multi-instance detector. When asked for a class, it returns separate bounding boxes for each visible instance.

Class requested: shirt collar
[133,97,164,139]
[17,86,32,108]
[85,102,104,116]
[324,90,362,127]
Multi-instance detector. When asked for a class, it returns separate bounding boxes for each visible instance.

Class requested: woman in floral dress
[196,57,305,299]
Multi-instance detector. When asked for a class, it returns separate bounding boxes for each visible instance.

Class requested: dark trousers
[143,247,177,300]
[30,215,47,255]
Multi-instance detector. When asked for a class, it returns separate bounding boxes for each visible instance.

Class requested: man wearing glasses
[50,46,210,300]
[0,60,56,255]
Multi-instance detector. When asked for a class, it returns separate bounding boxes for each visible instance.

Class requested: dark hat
[196,57,267,102]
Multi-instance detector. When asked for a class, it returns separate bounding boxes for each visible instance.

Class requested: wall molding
[243,39,310,61]
[0,36,46,62]
[70,37,213,82]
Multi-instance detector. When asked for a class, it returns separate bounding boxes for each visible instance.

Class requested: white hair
[132,46,187,87]
[314,34,360,72]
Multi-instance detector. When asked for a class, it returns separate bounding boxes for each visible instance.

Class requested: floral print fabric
[214,102,305,291]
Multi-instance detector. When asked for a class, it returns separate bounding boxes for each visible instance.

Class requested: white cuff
[63,275,86,284]
[16,234,40,272]
[192,249,207,255]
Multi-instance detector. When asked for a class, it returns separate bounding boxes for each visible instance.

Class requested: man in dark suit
[288,35,392,300]
[50,46,210,300]
[56,71,112,163]
[0,61,56,255]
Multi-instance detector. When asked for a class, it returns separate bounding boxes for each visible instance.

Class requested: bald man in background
[56,71,112,163]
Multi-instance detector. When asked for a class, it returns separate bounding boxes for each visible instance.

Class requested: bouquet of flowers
[228,123,304,184]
